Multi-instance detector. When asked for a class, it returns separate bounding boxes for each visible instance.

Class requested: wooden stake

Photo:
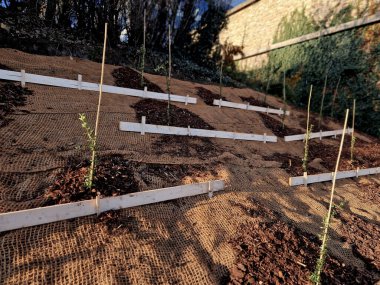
[315,108,349,284]
[89,23,108,187]
[350,99,356,162]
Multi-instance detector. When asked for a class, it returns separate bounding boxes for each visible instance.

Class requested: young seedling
[302,85,313,173]
[87,23,108,190]
[311,109,349,285]
[281,71,287,129]
[330,76,341,118]
[264,66,272,104]
[350,99,356,163]
[318,71,328,130]
[140,9,146,88]
[78,113,96,189]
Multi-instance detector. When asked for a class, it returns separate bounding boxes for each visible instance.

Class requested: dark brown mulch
[355,179,380,205]
[152,135,223,159]
[0,64,33,127]
[44,155,139,204]
[131,98,214,129]
[45,155,221,205]
[262,152,320,176]
[196,86,227,106]
[299,116,333,132]
[336,209,380,273]
[309,138,380,171]
[239,96,278,109]
[111,67,164,93]
[259,113,302,137]
[225,199,376,285]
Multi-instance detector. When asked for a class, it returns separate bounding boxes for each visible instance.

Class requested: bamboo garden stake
[318,72,328,130]
[350,99,356,162]
[88,23,107,189]
[219,51,224,100]
[302,85,313,172]
[311,109,350,285]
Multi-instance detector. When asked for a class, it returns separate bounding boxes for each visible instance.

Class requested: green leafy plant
[302,85,313,172]
[79,113,96,189]
[311,109,350,285]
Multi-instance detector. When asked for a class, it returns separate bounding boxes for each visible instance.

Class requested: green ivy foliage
[255,6,380,137]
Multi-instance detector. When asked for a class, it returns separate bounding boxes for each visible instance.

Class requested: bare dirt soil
[112,66,164,92]
[226,199,376,285]
[239,95,278,109]
[196,86,227,106]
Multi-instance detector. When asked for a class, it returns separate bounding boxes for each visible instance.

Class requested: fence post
[141,116,146,135]
[21,69,26,87]
[78,74,82,90]
[303,172,308,186]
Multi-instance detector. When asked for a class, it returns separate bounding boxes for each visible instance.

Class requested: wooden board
[284,128,352,142]
[289,167,380,186]
[119,120,277,142]
[236,13,380,60]
[213,99,290,116]
[0,69,197,104]
[0,180,224,232]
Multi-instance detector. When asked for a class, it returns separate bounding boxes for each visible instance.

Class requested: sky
[231,0,246,7]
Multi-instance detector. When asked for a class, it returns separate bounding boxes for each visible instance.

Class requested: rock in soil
[132,98,214,129]
[225,199,377,285]
[259,113,302,137]
[196,86,227,106]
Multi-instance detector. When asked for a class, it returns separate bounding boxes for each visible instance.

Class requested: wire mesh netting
[0,49,379,284]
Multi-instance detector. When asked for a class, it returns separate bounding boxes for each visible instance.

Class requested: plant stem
[281,71,287,129]
[140,9,146,88]
[89,23,107,189]
[330,76,340,118]
[319,72,328,130]
[312,109,349,285]
[264,67,271,104]
[219,54,223,100]
[350,99,356,162]
[302,85,313,172]
[167,22,171,126]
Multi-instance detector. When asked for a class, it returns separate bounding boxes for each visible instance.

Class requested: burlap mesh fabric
[0,49,379,284]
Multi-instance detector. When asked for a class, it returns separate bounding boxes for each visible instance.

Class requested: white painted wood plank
[0,69,196,104]
[99,180,224,212]
[289,166,380,186]
[213,99,289,115]
[236,13,380,60]
[119,121,277,142]
[0,180,224,232]
[285,128,352,142]
[0,200,95,232]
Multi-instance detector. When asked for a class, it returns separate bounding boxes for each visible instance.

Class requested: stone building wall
[219,0,380,70]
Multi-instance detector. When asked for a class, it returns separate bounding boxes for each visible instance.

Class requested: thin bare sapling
[302,85,313,173]
[140,9,146,87]
[166,18,172,125]
[330,76,341,118]
[281,71,287,129]
[318,71,328,130]
[350,99,356,162]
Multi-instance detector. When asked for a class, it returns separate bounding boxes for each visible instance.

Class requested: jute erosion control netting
[0,49,379,284]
